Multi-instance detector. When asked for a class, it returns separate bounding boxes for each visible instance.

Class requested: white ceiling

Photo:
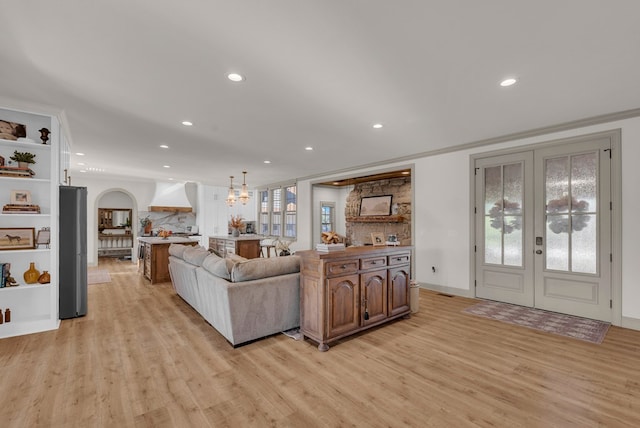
[2,1,640,187]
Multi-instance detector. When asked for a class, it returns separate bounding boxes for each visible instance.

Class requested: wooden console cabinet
[297,246,412,351]
[208,236,260,259]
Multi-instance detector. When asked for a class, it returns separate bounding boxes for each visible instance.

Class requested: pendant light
[238,171,250,205]
[225,176,236,207]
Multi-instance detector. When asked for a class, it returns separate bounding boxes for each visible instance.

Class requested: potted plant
[140,216,152,235]
[10,150,36,168]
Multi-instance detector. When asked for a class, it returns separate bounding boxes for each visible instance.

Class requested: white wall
[297,116,640,327]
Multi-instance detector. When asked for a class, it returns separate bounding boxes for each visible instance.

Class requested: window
[258,184,297,238]
[320,201,335,233]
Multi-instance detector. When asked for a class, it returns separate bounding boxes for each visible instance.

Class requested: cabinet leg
[318,343,329,352]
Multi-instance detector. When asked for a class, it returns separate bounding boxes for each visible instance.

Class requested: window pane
[503,216,522,266]
[546,157,570,214]
[260,213,269,235]
[271,213,281,236]
[484,166,502,215]
[260,191,269,213]
[272,189,281,212]
[571,153,596,214]
[484,216,502,264]
[285,186,297,211]
[285,213,296,238]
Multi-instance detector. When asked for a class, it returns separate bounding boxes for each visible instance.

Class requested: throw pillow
[168,243,188,259]
[183,246,210,266]
[201,252,233,280]
[231,255,300,282]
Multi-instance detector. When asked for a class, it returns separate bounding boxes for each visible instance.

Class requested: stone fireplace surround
[345,177,411,246]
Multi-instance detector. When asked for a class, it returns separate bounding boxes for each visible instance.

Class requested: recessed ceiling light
[305,147,313,151]
[227,73,245,82]
[80,170,87,173]
[159,144,169,149]
[182,121,193,126]
[77,162,85,166]
[500,78,517,87]
[75,152,85,156]
[163,165,171,168]
[373,123,383,129]
[264,160,271,164]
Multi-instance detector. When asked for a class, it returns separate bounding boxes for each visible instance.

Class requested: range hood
[148,182,193,212]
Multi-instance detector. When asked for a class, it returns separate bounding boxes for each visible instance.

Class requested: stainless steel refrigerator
[59,185,88,319]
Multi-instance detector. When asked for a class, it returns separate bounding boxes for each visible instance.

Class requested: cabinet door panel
[326,274,360,338]
[388,266,410,316]
[361,270,388,325]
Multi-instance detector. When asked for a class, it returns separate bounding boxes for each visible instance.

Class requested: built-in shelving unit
[0,106,61,338]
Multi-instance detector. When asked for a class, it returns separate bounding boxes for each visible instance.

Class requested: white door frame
[469,129,622,326]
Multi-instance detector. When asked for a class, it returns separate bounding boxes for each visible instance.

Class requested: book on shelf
[2,204,41,214]
[0,165,35,178]
[316,243,346,252]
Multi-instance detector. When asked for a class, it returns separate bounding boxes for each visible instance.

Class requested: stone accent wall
[345,177,411,246]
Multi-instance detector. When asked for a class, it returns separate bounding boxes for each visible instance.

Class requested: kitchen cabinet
[297,246,412,351]
[139,237,198,284]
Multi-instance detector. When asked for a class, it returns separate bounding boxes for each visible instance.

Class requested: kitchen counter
[209,235,261,259]
[138,236,199,244]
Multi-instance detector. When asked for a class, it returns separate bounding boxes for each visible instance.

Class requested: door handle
[535,249,543,254]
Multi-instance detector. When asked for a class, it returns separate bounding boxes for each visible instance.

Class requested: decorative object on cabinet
[10,189,31,205]
[0,165,35,178]
[371,232,385,246]
[36,228,50,248]
[321,231,342,244]
[274,238,293,256]
[23,262,40,284]
[38,270,50,284]
[0,119,26,140]
[359,195,392,216]
[38,127,50,144]
[3,203,40,214]
[140,216,152,235]
[229,215,243,237]
[0,227,36,250]
[9,150,36,168]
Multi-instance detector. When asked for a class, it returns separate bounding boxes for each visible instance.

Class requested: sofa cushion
[226,253,247,264]
[183,246,210,266]
[201,252,234,280]
[168,243,188,259]
[231,255,300,283]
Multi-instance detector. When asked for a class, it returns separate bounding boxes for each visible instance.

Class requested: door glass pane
[546,215,569,271]
[572,214,597,274]
[484,216,502,264]
[546,157,570,213]
[503,216,522,266]
[484,162,523,266]
[571,153,597,213]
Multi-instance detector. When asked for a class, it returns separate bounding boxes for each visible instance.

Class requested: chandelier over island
[225,171,250,207]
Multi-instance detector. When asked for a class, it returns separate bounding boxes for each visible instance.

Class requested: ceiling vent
[148,182,193,212]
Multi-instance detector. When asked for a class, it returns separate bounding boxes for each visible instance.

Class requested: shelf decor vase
[232,228,240,237]
[23,262,40,284]
[38,270,51,284]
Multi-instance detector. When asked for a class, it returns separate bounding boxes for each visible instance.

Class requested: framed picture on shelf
[359,195,392,216]
[371,232,385,246]
[10,189,32,205]
[36,228,51,248]
[0,227,36,250]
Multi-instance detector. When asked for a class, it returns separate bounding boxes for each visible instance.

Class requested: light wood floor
[1,258,640,427]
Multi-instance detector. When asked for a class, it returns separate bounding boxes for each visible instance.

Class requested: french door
[475,136,612,322]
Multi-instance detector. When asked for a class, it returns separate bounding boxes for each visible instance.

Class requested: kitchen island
[208,235,261,259]
[138,237,199,284]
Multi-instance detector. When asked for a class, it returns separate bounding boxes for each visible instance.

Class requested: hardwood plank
[0,257,639,427]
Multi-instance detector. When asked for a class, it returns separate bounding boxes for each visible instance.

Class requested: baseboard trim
[621,316,640,331]
[419,282,475,299]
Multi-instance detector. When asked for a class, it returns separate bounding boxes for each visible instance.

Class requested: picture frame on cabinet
[36,228,50,248]
[10,189,31,205]
[0,227,36,250]
[371,232,385,246]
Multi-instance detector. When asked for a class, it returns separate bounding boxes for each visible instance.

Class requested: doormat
[88,269,112,284]
[463,300,610,344]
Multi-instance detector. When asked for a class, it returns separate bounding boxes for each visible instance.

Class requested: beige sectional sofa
[168,244,300,346]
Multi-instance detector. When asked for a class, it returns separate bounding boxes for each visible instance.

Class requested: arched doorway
[95,189,137,262]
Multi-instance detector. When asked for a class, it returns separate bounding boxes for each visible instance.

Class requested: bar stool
[260,239,277,257]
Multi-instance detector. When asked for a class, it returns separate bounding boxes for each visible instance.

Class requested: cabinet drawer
[388,254,410,266]
[360,256,387,270]
[325,260,359,277]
